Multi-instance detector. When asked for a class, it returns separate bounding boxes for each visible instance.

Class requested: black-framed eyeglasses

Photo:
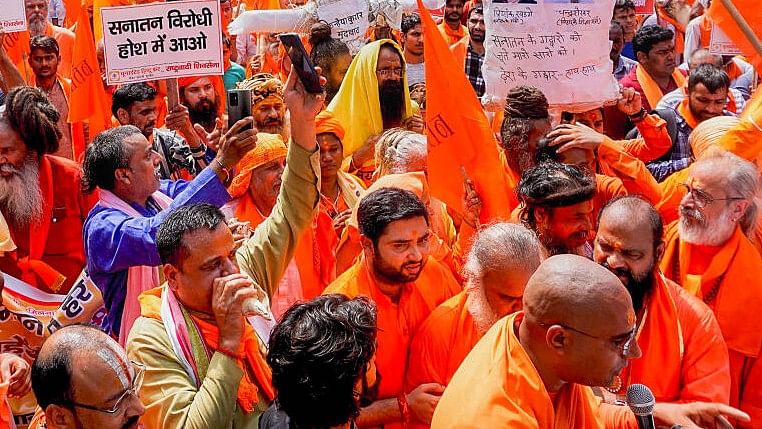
[679,183,744,210]
[60,361,145,414]
[538,321,637,356]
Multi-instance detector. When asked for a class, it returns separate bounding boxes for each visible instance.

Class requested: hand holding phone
[227,88,253,132]
[278,33,323,94]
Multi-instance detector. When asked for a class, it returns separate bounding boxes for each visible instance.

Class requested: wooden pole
[166,78,180,110]
[718,0,762,58]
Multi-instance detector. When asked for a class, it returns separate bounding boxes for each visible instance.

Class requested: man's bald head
[524,254,632,326]
[598,196,663,250]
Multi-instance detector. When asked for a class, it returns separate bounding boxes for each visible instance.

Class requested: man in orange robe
[660,153,762,427]
[0,86,97,294]
[405,223,544,428]
[595,196,731,403]
[324,187,460,429]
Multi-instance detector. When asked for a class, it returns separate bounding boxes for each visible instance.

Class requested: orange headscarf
[177,75,226,115]
[228,133,288,199]
[315,110,346,141]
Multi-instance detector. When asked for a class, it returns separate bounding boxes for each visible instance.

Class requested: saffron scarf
[636,65,687,110]
[97,189,172,345]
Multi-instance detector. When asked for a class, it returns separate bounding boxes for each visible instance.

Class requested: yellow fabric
[0,213,14,254]
[327,39,412,155]
[689,116,741,160]
[228,133,288,198]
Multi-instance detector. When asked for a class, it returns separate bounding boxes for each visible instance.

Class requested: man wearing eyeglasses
[594,196,731,404]
[29,324,145,429]
[659,152,762,428]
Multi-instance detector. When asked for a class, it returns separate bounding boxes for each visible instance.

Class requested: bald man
[405,224,544,427]
[30,324,145,429]
[431,255,749,429]
[595,196,731,403]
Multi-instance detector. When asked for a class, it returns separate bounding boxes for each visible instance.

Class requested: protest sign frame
[101,0,225,86]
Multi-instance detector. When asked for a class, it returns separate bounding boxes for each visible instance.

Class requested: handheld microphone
[626,384,656,429]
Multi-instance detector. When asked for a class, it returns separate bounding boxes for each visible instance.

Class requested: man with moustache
[405,223,544,427]
[112,83,214,180]
[611,21,636,81]
[323,187,460,429]
[30,324,145,429]
[461,6,485,98]
[594,196,731,403]
[238,73,287,136]
[660,152,762,427]
[0,86,97,294]
[401,14,425,87]
[517,161,597,257]
[437,0,469,46]
[328,40,423,183]
[178,75,223,134]
[12,0,75,81]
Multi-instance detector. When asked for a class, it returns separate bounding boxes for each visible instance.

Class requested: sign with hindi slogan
[0,0,27,33]
[709,22,743,56]
[317,0,370,54]
[483,0,619,112]
[634,0,655,15]
[102,0,224,85]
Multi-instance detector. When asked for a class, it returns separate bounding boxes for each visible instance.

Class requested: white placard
[317,0,370,54]
[1,0,28,33]
[709,22,742,56]
[102,0,224,85]
[483,0,619,112]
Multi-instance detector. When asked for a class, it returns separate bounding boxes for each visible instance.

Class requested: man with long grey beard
[659,151,762,426]
[404,223,545,428]
[0,86,97,294]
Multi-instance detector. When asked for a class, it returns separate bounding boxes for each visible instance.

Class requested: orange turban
[315,110,345,142]
[228,133,288,198]
[689,115,741,160]
[177,75,226,114]
[237,73,284,107]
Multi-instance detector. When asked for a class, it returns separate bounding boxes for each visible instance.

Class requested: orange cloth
[70,3,111,153]
[315,110,345,141]
[93,0,134,43]
[677,98,701,130]
[593,174,627,219]
[598,138,662,204]
[436,22,468,46]
[661,223,762,425]
[614,273,730,403]
[405,291,479,394]
[431,312,636,429]
[421,1,511,224]
[635,64,687,110]
[5,23,75,82]
[656,6,686,54]
[228,133,288,199]
[323,255,460,412]
[0,155,98,293]
[708,0,762,72]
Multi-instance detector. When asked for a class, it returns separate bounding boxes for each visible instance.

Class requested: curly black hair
[268,295,378,429]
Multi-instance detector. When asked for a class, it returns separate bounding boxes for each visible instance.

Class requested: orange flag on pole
[416,0,511,223]
[63,0,82,28]
[707,0,762,71]
[70,1,111,155]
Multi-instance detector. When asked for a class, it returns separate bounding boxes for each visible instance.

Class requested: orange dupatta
[636,65,687,110]
[657,6,686,54]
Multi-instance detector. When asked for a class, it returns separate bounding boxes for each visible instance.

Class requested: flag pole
[719,0,762,57]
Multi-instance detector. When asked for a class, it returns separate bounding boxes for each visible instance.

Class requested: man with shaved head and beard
[594,196,731,404]
[405,223,544,427]
[30,324,145,429]
[432,255,749,428]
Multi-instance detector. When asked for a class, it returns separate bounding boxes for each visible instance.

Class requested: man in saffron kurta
[127,74,324,428]
[437,0,469,46]
[595,196,731,403]
[431,255,641,429]
[405,223,543,428]
[659,154,762,427]
[323,187,460,428]
[0,87,97,295]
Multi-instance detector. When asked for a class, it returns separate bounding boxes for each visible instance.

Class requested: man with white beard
[0,86,97,294]
[660,151,762,427]
[404,223,545,427]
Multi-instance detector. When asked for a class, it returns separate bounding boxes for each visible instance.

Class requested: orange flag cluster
[415,0,511,223]
[707,0,762,72]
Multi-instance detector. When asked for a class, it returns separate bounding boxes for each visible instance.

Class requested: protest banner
[634,0,655,16]
[317,0,370,53]
[102,0,224,85]
[483,0,619,112]
[0,0,27,33]
[709,22,743,56]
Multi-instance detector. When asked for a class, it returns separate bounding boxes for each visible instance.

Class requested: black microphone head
[626,384,655,416]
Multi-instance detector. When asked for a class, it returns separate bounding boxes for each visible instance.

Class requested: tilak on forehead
[238,73,284,106]
[95,338,133,390]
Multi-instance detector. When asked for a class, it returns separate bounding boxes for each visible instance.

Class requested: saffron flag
[63,0,82,28]
[94,0,133,43]
[70,1,110,153]
[416,0,510,223]
[708,0,762,71]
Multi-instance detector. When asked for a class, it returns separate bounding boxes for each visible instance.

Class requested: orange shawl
[636,65,687,110]
[431,312,613,429]
[661,223,762,358]
[656,6,686,54]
